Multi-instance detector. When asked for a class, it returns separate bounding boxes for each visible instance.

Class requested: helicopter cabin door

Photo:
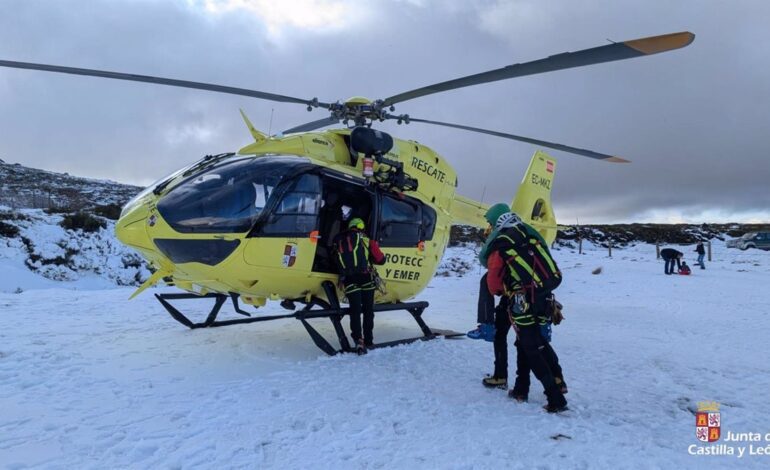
[374,192,437,301]
[242,172,323,297]
[311,173,375,274]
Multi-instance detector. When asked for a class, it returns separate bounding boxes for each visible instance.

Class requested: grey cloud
[1,0,768,223]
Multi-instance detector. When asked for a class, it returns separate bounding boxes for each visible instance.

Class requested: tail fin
[511,150,557,245]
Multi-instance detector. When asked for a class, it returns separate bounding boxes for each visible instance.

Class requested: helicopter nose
[115,207,154,251]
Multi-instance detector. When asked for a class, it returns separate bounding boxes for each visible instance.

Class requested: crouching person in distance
[660,247,683,275]
[333,217,386,355]
[484,205,568,413]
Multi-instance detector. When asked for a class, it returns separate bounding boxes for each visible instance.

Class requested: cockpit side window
[157,156,303,233]
[260,173,322,235]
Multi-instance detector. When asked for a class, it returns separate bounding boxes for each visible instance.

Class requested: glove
[551,299,565,325]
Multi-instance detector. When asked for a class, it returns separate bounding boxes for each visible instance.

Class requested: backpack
[493,224,562,295]
[334,230,371,277]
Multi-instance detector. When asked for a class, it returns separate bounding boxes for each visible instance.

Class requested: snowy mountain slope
[0,159,140,211]
[0,208,150,293]
[2,242,769,468]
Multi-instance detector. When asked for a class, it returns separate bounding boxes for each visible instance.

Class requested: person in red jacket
[333,217,386,354]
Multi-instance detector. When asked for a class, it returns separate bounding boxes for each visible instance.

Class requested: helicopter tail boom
[449,195,490,228]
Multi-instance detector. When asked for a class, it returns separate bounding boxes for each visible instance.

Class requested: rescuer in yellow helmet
[333,217,386,354]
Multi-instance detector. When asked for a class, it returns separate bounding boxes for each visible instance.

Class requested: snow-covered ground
[2,241,770,468]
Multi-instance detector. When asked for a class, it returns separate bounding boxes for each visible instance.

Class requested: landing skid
[154,281,463,356]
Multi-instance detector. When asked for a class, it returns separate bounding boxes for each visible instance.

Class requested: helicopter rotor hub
[324,97,392,128]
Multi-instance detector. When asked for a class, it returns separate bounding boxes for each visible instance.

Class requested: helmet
[348,217,365,230]
[495,211,522,230]
[484,203,510,226]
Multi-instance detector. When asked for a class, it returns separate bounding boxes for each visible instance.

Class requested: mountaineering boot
[467,324,486,340]
[481,323,496,342]
[544,389,568,413]
[468,323,496,341]
[508,389,528,402]
[466,325,482,339]
[544,402,569,413]
[482,374,507,389]
[356,339,367,355]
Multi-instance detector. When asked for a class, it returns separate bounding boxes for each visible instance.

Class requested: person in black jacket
[695,242,706,269]
[333,218,386,354]
[661,248,683,275]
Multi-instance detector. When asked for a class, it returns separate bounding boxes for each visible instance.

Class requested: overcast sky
[1,0,768,223]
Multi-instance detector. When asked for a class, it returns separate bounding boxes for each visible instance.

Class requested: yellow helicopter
[0,31,694,354]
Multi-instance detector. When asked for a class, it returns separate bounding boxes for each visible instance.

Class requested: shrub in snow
[60,212,106,233]
[92,204,122,220]
[44,206,76,215]
[0,210,30,222]
[0,221,19,238]
[437,256,474,277]
[437,245,478,277]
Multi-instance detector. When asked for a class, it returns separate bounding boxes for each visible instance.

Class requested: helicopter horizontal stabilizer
[512,151,558,245]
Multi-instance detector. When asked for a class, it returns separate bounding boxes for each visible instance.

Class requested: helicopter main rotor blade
[282,116,341,134]
[383,32,694,106]
[0,59,330,108]
[386,115,629,163]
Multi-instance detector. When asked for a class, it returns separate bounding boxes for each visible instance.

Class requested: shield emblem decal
[282,243,298,268]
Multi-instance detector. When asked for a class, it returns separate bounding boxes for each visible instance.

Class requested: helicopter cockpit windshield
[157,156,312,233]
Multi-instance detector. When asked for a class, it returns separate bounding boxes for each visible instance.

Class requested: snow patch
[0,209,149,292]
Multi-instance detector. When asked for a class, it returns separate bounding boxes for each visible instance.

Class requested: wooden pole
[608,241,612,258]
[656,242,661,259]
[579,238,583,254]
[707,241,712,262]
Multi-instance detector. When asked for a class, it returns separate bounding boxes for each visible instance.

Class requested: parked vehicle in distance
[726,232,770,250]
